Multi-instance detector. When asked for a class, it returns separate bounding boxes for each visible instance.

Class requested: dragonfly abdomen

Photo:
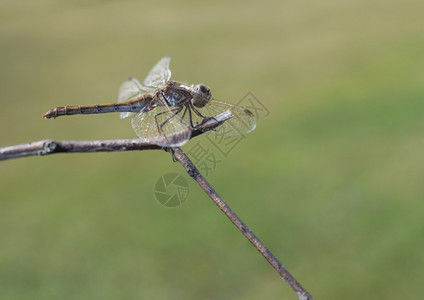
[43,95,153,119]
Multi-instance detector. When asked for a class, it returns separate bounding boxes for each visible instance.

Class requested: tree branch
[0,110,232,161]
[170,147,313,300]
[0,111,313,299]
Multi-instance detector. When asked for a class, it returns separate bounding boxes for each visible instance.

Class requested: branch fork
[0,111,313,300]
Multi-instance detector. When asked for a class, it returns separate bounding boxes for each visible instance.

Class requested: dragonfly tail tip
[42,111,53,119]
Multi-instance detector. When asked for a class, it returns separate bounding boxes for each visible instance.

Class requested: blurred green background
[1,0,423,299]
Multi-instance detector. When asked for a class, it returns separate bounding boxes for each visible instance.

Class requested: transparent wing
[131,104,191,147]
[182,99,256,136]
[143,56,172,89]
[118,77,153,119]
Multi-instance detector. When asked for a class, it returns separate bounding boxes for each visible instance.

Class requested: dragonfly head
[192,84,212,108]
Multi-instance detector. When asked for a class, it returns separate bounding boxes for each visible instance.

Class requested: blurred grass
[1,0,424,299]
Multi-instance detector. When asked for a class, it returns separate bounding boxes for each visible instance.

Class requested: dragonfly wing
[143,56,172,89]
[118,77,153,119]
[186,99,256,136]
[131,104,191,147]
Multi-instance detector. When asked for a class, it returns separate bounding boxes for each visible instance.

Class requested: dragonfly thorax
[192,84,212,108]
[159,81,192,107]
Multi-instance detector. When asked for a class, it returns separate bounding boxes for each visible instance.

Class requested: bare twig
[0,139,160,161]
[170,147,313,300]
[0,112,313,300]
[0,111,231,161]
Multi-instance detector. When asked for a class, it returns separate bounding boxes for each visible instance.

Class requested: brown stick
[0,139,160,161]
[170,147,313,300]
[0,116,313,299]
[0,111,231,161]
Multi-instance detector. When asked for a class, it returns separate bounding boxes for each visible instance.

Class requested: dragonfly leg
[189,102,208,119]
[177,104,194,127]
[180,106,189,123]
[188,102,219,127]
[187,104,194,127]
[163,147,177,162]
[160,107,184,129]
[154,107,184,142]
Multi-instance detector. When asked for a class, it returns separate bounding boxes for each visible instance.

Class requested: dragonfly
[43,57,256,146]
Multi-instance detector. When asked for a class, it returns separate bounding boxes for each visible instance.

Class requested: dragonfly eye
[199,84,208,94]
[193,84,212,108]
